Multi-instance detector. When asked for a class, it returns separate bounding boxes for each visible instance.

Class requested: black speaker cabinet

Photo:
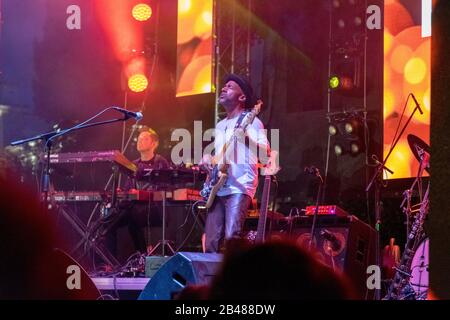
[138,252,223,300]
[272,215,376,299]
[36,248,101,300]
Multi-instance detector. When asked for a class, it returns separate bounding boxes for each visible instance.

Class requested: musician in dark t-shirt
[106,126,170,259]
[123,126,170,190]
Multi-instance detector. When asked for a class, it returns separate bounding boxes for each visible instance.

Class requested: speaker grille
[269,215,376,299]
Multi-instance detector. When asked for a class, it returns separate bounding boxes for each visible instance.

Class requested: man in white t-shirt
[204,74,270,253]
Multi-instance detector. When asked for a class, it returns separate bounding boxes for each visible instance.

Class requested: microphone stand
[365,95,423,300]
[308,167,324,251]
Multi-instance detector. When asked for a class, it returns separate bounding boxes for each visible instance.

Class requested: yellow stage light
[128,74,149,92]
[132,3,152,22]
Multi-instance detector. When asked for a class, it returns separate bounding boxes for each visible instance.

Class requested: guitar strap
[232,111,250,162]
[234,110,249,129]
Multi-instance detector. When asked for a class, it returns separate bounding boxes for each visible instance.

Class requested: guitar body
[202,164,229,209]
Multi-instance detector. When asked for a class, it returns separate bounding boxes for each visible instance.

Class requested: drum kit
[384,134,430,300]
[405,134,430,300]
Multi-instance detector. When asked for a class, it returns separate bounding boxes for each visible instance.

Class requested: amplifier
[145,256,171,278]
[172,188,203,201]
[304,205,349,217]
[271,215,376,299]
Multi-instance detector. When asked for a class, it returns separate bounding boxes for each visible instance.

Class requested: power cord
[175,200,206,252]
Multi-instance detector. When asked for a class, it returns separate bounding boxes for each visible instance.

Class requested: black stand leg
[148,191,175,256]
[56,203,121,271]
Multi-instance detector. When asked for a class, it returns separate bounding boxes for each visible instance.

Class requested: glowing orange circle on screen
[390,45,413,74]
[383,141,413,179]
[194,10,213,39]
[404,58,427,85]
[383,89,396,120]
[384,1,414,36]
[176,55,212,97]
[384,31,394,55]
[401,39,431,125]
[179,0,192,15]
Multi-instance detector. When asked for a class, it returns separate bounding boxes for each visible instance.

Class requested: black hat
[224,74,255,109]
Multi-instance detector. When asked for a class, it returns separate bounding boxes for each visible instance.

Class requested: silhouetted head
[208,238,355,300]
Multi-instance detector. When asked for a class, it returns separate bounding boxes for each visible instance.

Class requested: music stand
[144,169,176,257]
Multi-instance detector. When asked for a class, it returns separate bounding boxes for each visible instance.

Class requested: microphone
[320,229,341,252]
[112,107,143,121]
[410,93,424,115]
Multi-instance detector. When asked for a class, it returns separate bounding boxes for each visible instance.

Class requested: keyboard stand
[147,190,175,256]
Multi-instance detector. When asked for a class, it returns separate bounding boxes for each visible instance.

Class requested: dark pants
[205,193,252,253]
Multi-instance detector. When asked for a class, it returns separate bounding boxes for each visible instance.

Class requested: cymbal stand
[400,150,428,244]
[307,167,324,251]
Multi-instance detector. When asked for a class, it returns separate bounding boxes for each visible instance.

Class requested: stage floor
[91,277,150,291]
[91,277,150,300]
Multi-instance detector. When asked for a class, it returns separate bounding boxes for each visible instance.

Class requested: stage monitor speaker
[36,248,101,300]
[138,252,223,300]
[272,215,376,299]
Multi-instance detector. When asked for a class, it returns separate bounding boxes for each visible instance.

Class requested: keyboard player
[106,126,170,260]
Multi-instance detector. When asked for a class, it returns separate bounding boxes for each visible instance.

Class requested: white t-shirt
[214,113,269,199]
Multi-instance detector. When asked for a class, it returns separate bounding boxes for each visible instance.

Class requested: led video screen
[383,0,432,179]
[176,0,213,97]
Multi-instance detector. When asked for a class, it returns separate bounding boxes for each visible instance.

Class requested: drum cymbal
[407,134,430,173]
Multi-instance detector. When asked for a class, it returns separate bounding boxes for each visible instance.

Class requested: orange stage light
[132,3,153,22]
[128,74,149,93]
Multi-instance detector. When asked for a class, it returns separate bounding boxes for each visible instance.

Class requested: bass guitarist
[202,74,270,253]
